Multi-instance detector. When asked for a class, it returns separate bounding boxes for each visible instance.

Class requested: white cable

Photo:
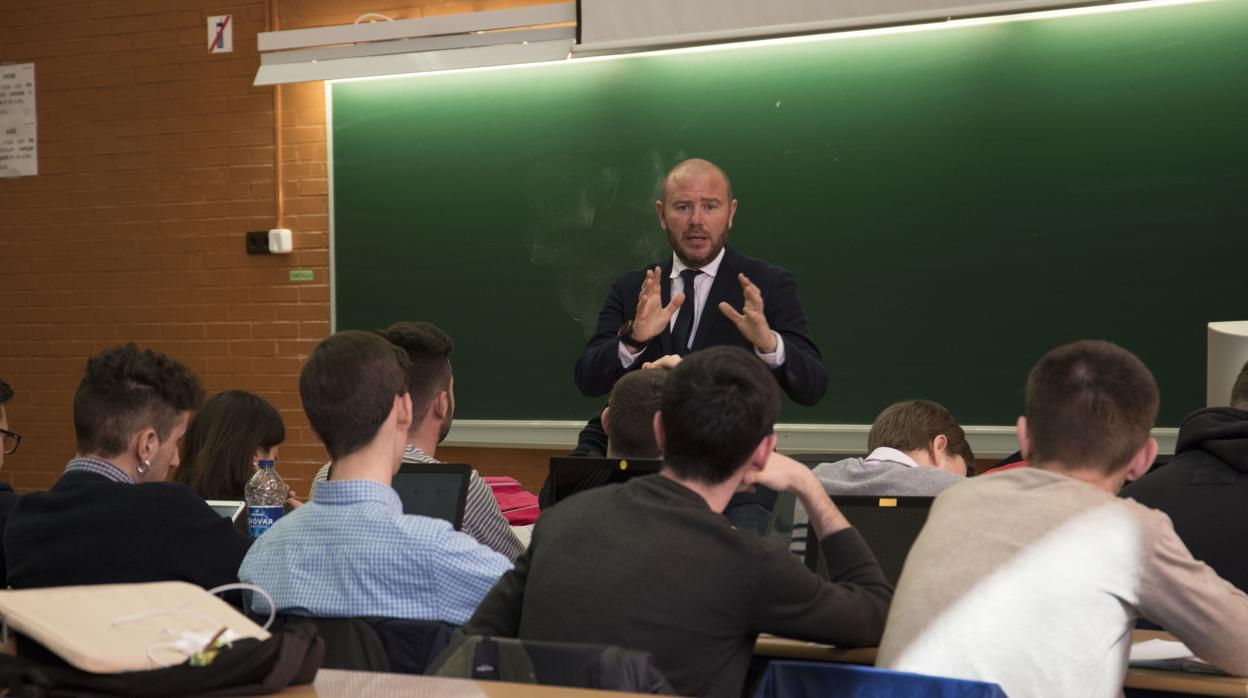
[354,12,394,24]
[205,583,277,632]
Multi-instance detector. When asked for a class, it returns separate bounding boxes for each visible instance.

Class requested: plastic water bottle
[245,459,288,538]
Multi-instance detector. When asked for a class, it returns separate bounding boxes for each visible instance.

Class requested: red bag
[483,477,540,525]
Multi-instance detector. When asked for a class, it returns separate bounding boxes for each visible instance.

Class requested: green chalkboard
[331,0,1248,426]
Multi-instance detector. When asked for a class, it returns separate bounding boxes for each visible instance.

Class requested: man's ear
[652,411,665,456]
[931,434,948,456]
[395,393,413,434]
[1125,437,1158,482]
[727,198,738,230]
[1016,416,1031,460]
[432,389,449,420]
[655,200,667,231]
[749,434,777,471]
[600,407,610,437]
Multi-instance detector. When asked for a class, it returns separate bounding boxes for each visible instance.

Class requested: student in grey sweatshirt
[878,341,1248,698]
[793,399,973,554]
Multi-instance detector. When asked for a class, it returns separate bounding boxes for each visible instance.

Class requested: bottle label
[248,505,284,538]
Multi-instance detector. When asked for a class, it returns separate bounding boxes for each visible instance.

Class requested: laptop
[391,463,472,530]
[205,500,246,522]
[805,495,934,586]
[546,456,661,506]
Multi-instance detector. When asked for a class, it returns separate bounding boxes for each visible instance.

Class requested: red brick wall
[0,0,560,494]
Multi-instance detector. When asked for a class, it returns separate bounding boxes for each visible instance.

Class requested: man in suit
[574,158,827,407]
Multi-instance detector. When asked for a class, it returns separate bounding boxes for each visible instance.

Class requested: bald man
[574,158,827,406]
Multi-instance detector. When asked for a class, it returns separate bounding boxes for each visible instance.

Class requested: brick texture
[0,0,562,494]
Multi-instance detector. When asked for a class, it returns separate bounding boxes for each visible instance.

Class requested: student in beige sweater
[877,340,1248,698]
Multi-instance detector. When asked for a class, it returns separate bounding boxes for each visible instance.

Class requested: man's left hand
[718,273,778,353]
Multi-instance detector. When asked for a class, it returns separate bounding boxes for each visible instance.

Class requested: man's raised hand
[630,266,685,344]
[718,273,778,353]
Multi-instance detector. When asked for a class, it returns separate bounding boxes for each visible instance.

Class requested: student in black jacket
[0,380,18,584]
[1122,360,1248,593]
[4,343,251,590]
[467,347,891,698]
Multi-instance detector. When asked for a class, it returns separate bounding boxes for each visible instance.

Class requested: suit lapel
[692,247,739,350]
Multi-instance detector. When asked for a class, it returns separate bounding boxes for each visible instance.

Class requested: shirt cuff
[618,339,644,368]
[755,332,785,367]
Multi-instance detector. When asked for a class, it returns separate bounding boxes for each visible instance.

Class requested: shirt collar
[311,478,402,513]
[64,456,136,484]
[864,446,921,469]
[402,445,439,464]
[670,246,726,280]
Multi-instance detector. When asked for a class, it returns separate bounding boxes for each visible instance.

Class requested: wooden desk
[754,630,1248,697]
[273,669,660,697]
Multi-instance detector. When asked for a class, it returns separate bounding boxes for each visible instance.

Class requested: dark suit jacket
[4,471,252,590]
[573,246,827,406]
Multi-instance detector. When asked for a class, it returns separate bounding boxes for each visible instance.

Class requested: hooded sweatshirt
[1122,406,1248,593]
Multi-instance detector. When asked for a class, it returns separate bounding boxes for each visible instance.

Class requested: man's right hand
[747,452,851,538]
[630,266,685,345]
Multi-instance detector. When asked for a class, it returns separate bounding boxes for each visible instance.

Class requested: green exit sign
[289,269,314,282]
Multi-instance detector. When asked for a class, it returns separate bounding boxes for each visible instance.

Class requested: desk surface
[754,630,1248,697]
[275,670,659,697]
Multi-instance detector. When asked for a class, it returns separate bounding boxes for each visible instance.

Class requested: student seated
[4,344,252,590]
[465,347,891,697]
[0,380,19,584]
[539,362,672,506]
[309,322,522,561]
[1122,359,1248,592]
[176,390,298,529]
[537,355,677,507]
[240,330,511,623]
[877,341,1248,698]
[792,399,973,554]
[815,399,973,495]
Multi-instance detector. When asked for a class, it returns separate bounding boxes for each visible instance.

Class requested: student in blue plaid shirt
[240,331,511,623]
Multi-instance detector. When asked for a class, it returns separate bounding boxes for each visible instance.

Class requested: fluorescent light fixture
[254,3,575,86]
[571,0,1213,60]
[318,0,1210,84]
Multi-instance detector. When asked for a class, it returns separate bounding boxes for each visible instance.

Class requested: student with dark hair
[0,380,19,585]
[176,390,288,501]
[309,321,522,560]
[4,344,252,590]
[537,357,675,509]
[878,341,1248,698]
[467,347,890,697]
[0,379,17,472]
[240,330,510,623]
[1123,359,1248,592]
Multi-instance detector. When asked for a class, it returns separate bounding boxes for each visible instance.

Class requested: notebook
[545,456,661,506]
[806,495,934,586]
[391,463,472,530]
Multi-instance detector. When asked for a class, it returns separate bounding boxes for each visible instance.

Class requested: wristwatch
[618,320,648,351]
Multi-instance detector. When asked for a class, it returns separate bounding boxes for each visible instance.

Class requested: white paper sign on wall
[0,63,37,178]
[208,15,234,53]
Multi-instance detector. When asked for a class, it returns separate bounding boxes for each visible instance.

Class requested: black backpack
[0,621,323,698]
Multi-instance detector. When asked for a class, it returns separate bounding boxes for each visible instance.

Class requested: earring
[137,460,150,475]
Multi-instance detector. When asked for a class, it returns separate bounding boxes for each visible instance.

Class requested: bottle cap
[258,459,275,468]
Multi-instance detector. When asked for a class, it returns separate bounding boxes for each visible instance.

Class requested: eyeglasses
[1,429,20,456]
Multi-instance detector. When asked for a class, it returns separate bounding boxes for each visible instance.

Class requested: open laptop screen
[391,463,472,530]
[546,457,661,506]
[806,496,934,586]
[205,500,245,522]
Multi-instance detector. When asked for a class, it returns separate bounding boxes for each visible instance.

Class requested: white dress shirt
[619,248,785,367]
[863,446,921,469]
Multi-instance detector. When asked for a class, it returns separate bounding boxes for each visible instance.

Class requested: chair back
[752,660,1007,698]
